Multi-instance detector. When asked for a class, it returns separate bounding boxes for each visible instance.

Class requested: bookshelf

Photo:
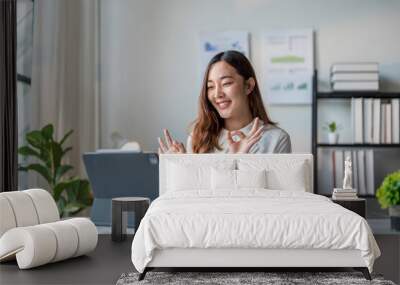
[311,71,400,199]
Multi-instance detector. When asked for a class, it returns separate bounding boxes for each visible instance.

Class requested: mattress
[131,189,380,273]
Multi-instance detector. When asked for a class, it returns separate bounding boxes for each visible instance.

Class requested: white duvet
[131,190,380,273]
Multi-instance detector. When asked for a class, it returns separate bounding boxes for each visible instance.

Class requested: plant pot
[328,132,339,144]
[389,205,400,231]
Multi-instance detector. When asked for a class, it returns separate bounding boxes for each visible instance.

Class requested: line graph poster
[263,29,314,104]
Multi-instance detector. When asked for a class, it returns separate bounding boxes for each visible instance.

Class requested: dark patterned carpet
[116,271,396,285]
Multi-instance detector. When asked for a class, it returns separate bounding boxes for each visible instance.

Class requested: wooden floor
[0,235,134,285]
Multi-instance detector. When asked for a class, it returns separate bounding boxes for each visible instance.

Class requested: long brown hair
[191,50,275,153]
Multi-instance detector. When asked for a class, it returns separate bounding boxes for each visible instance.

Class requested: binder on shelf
[380,103,386,143]
[372,99,381,144]
[392,99,400,143]
[365,150,375,196]
[352,98,364,143]
[363,98,373,143]
[357,150,366,196]
[385,103,392,143]
[352,150,359,192]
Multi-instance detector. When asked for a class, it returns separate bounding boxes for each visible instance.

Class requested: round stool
[111,197,150,242]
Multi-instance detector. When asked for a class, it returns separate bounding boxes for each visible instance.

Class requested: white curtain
[30,0,100,178]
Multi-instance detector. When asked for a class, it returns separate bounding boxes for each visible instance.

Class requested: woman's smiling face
[207,61,251,119]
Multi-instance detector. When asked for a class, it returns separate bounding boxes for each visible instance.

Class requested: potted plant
[323,121,340,144]
[376,170,400,230]
[18,124,93,217]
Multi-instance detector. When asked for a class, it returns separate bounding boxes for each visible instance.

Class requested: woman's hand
[158,129,186,154]
[227,118,264,154]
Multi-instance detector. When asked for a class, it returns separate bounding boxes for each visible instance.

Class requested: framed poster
[263,29,314,104]
[199,31,250,74]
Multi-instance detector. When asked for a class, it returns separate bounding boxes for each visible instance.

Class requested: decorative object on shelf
[332,156,358,200]
[323,121,340,144]
[343,156,352,189]
[376,170,400,230]
[18,124,93,217]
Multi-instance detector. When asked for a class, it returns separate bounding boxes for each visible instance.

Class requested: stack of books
[332,188,358,200]
[331,62,379,91]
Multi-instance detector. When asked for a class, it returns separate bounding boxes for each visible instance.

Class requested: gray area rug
[116,271,396,285]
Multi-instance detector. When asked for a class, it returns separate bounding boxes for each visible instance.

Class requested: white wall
[100,0,400,152]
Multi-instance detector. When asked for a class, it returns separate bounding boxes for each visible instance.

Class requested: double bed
[131,154,380,280]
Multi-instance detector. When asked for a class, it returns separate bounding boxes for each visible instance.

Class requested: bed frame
[138,154,371,281]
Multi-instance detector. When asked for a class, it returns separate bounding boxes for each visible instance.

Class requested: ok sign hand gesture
[227,118,264,154]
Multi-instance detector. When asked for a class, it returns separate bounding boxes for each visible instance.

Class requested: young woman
[158,50,291,154]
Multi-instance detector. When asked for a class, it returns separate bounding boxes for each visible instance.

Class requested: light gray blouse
[186,121,292,153]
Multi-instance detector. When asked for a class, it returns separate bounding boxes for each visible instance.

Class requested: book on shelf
[331,62,379,73]
[357,150,366,196]
[393,99,400,143]
[363,98,373,143]
[365,150,375,196]
[352,98,364,143]
[385,103,392,143]
[333,188,357,193]
[331,72,379,82]
[332,192,359,200]
[332,81,379,91]
[372,99,381,144]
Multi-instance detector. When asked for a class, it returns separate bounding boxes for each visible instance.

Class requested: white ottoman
[0,189,98,269]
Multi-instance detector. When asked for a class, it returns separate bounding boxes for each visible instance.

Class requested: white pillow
[237,159,309,191]
[211,168,267,190]
[237,169,267,189]
[167,160,235,191]
[266,162,307,191]
[211,168,236,190]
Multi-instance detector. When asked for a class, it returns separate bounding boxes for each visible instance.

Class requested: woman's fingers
[227,131,235,145]
[163,129,173,147]
[230,130,246,140]
[158,137,168,153]
[158,147,163,154]
[248,117,260,136]
[249,126,264,140]
[178,142,186,153]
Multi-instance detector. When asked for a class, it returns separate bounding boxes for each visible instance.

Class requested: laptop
[83,151,159,226]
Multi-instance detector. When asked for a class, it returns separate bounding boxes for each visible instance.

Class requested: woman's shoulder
[254,123,291,153]
[263,123,290,139]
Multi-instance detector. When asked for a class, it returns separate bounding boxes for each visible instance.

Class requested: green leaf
[18,165,29,172]
[41,124,54,141]
[55,165,74,181]
[50,142,63,171]
[57,196,67,218]
[62,146,73,158]
[23,164,52,185]
[60,129,73,145]
[53,179,77,201]
[18,146,41,158]
[26,131,45,149]
[64,202,85,215]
